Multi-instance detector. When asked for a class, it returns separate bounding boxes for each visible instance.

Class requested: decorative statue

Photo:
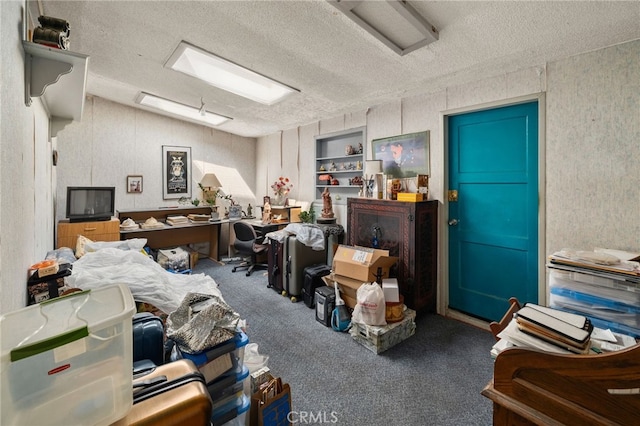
[321,187,334,218]
[262,198,272,224]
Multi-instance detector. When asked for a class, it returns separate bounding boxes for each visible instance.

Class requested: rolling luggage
[302,264,332,308]
[284,236,327,302]
[112,359,212,426]
[267,237,284,294]
[132,312,165,366]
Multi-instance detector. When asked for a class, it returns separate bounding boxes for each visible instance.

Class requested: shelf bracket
[25,52,73,107]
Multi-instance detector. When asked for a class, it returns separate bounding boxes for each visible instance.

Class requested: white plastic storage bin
[0,284,136,426]
[219,394,250,426]
[548,269,640,305]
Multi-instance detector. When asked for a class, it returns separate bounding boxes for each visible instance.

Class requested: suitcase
[132,312,165,366]
[113,359,212,426]
[284,235,327,302]
[302,264,332,308]
[315,286,336,327]
[267,237,284,294]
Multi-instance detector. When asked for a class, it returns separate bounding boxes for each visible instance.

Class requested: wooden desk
[117,206,213,222]
[118,207,222,260]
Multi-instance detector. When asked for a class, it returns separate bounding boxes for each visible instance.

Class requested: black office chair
[232,221,269,276]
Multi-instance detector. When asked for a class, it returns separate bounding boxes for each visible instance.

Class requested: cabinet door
[347,199,410,298]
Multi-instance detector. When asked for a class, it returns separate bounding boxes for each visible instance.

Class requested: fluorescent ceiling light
[166,41,298,105]
[135,92,231,127]
[328,0,439,56]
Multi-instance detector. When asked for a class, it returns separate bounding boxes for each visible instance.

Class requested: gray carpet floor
[193,258,495,425]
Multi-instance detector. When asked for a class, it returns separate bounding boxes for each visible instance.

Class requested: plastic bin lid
[235,331,249,348]
[238,394,251,414]
[1,284,135,361]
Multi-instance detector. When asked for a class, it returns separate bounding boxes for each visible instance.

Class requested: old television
[66,187,115,222]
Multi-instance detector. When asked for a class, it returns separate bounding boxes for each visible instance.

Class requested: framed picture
[127,175,143,193]
[371,131,430,178]
[162,145,192,199]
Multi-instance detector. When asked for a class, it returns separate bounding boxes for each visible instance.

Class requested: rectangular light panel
[166,41,298,105]
[135,92,231,126]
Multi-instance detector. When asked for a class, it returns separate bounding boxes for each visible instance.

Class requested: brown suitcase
[112,359,212,426]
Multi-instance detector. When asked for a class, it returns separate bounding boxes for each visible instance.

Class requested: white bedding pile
[66,248,223,314]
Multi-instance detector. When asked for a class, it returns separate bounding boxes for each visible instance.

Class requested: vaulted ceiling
[37,1,640,138]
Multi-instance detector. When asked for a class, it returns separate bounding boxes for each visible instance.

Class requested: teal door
[448,102,539,322]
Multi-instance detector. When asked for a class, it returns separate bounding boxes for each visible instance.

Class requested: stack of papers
[166,215,189,225]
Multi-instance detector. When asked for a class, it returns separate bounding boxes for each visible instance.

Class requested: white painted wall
[257,39,640,315]
[258,39,639,253]
[54,97,258,226]
[1,1,55,313]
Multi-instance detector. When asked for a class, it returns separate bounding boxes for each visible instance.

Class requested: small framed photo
[127,175,143,193]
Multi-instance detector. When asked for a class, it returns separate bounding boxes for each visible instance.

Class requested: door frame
[439,93,547,329]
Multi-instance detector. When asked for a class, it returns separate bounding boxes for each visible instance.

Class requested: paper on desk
[591,327,617,343]
[594,247,640,263]
[590,328,637,352]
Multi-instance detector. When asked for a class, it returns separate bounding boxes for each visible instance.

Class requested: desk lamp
[200,173,222,218]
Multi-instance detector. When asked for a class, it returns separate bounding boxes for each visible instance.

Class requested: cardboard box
[332,245,398,283]
[349,308,416,354]
[397,192,426,202]
[183,246,199,269]
[322,273,363,309]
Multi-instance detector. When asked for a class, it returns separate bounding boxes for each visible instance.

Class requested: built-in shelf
[23,40,89,137]
[314,127,366,204]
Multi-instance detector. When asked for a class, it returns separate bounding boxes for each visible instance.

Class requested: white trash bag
[351,282,387,326]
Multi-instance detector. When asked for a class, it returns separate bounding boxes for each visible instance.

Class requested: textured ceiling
[36,1,640,138]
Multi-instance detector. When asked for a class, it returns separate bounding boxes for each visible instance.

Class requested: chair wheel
[232,267,237,272]
[281,291,287,297]
[246,271,250,276]
[290,297,297,303]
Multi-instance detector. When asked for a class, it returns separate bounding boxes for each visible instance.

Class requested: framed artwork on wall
[127,175,143,193]
[371,131,430,178]
[162,145,192,199]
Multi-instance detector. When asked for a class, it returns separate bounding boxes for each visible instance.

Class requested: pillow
[75,235,94,258]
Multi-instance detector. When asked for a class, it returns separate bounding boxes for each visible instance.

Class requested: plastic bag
[351,282,387,326]
[166,292,241,354]
[244,343,269,373]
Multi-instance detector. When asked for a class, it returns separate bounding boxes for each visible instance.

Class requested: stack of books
[166,215,189,226]
[514,304,593,354]
[495,303,594,356]
[187,214,211,223]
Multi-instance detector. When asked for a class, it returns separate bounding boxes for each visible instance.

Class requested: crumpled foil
[166,292,241,354]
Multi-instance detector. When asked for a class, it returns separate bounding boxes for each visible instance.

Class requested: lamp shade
[365,160,382,176]
[200,173,221,189]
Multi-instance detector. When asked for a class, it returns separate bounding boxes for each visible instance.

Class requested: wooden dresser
[346,198,438,313]
[56,218,120,249]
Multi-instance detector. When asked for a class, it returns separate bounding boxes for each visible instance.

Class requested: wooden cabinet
[57,218,120,249]
[315,127,366,204]
[347,198,438,313]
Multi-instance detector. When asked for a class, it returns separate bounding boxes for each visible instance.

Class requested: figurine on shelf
[345,144,355,155]
[321,187,334,219]
[319,164,326,171]
[357,143,363,154]
[329,161,337,171]
[262,196,272,224]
